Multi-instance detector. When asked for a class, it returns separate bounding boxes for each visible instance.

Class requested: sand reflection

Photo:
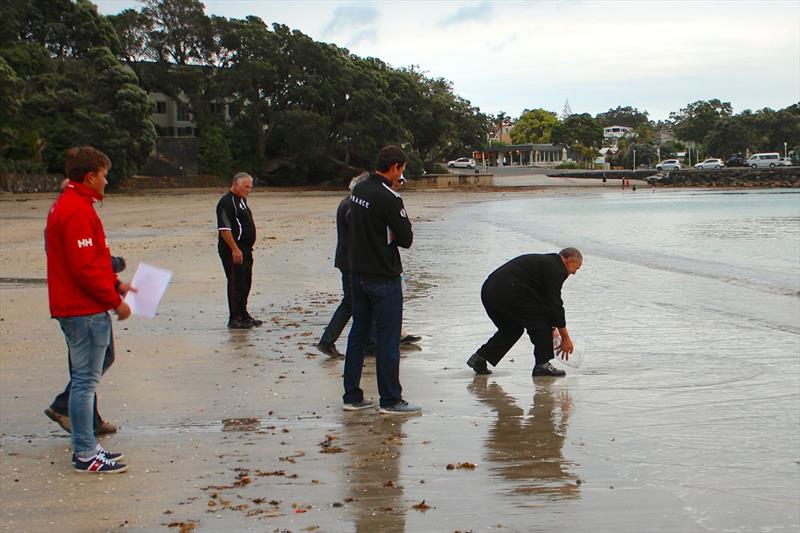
[340,414,410,532]
[469,378,579,500]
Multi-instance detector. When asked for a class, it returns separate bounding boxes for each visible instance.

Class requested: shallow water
[399,188,800,531]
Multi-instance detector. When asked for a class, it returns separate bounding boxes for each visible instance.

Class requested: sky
[94,0,800,121]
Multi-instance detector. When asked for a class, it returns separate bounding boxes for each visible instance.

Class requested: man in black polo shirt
[342,146,420,415]
[467,248,583,377]
[216,172,261,329]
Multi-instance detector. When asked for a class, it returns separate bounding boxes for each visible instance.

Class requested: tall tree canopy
[510,109,559,144]
[0,0,155,180]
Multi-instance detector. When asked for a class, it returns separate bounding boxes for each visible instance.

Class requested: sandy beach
[1,185,798,533]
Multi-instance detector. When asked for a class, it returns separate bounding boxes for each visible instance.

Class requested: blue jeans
[343,274,403,407]
[50,325,115,426]
[57,312,111,456]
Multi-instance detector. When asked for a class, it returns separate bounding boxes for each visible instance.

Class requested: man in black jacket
[343,146,420,414]
[315,172,369,358]
[216,172,261,329]
[467,248,583,377]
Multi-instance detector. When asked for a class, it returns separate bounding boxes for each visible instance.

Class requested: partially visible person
[44,254,126,436]
[315,172,369,358]
[217,172,262,329]
[343,145,421,415]
[316,174,420,359]
[467,248,583,377]
[46,146,132,473]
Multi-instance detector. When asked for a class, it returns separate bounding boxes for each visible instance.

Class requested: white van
[747,152,781,168]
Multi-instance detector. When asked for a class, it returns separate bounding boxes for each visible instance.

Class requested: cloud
[347,27,378,48]
[321,2,380,44]
[439,1,492,27]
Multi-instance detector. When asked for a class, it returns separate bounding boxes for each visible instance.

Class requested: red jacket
[46,181,121,317]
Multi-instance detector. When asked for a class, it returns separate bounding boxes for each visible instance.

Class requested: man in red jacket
[46,146,132,474]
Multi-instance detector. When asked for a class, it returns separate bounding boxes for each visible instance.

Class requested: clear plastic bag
[552,334,585,369]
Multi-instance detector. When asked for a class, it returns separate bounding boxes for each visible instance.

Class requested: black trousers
[475,276,555,367]
[50,324,115,427]
[219,247,254,320]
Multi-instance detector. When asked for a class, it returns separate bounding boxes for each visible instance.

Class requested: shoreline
[1,187,797,532]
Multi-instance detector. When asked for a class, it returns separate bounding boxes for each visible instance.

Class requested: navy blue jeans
[56,312,111,456]
[343,273,403,407]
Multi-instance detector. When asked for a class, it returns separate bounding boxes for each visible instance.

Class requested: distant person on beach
[343,145,421,414]
[467,248,583,377]
[217,172,262,329]
[315,173,420,358]
[46,146,132,474]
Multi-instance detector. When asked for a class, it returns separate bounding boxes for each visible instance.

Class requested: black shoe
[244,317,264,327]
[228,319,253,329]
[532,362,566,377]
[44,407,71,433]
[466,353,492,375]
[400,334,422,345]
[315,342,343,359]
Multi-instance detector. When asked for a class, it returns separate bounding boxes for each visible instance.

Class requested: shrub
[555,161,579,169]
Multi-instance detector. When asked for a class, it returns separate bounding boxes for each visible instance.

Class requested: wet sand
[1,187,797,532]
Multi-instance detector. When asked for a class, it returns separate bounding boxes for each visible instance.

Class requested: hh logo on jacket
[77,238,93,248]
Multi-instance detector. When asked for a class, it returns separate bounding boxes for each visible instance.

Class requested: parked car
[694,158,724,169]
[447,157,476,169]
[656,159,681,171]
[781,157,793,167]
[747,152,781,168]
[725,154,748,167]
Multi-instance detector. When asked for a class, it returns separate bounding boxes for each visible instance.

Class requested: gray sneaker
[379,400,421,415]
[343,399,375,411]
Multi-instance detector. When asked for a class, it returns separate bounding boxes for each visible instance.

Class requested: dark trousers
[320,269,352,346]
[343,273,403,408]
[219,247,253,320]
[475,277,555,367]
[50,324,115,427]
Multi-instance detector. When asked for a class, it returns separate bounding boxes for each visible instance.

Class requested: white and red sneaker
[72,453,127,474]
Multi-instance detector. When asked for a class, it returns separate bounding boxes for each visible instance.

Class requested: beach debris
[222,417,260,432]
[279,451,305,463]
[320,434,344,454]
[234,471,251,487]
[167,521,198,533]
[332,502,344,508]
[411,500,432,512]
[446,462,476,470]
[575,478,583,485]
[382,432,406,445]
[255,469,285,477]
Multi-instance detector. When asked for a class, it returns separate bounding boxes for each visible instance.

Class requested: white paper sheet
[123,262,172,319]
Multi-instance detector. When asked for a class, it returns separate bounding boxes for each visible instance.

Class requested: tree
[550,113,603,147]
[703,116,757,158]
[141,0,211,65]
[199,125,233,177]
[510,109,558,144]
[595,106,650,129]
[671,99,733,144]
[2,1,155,182]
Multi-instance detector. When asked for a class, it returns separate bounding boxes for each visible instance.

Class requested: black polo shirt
[216,191,256,251]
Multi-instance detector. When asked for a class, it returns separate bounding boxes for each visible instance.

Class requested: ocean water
[401,188,800,531]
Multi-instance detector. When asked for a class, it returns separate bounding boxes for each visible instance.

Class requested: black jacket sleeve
[384,195,413,249]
